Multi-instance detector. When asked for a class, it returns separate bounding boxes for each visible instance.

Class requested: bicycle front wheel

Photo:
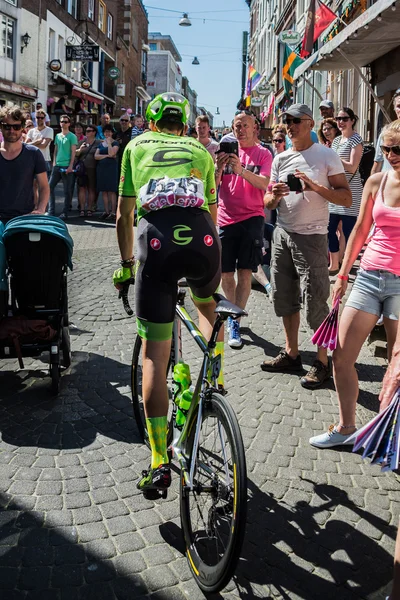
[131,335,174,448]
[180,392,247,593]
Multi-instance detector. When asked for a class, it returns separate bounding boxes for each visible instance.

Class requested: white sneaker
[309,425,355,448]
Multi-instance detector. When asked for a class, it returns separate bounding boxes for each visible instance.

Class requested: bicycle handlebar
[118,277,135,316]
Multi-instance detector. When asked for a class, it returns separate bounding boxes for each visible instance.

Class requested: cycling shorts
[135,207,221,341]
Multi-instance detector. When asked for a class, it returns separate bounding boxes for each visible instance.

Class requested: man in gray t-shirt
[261,103,350,389]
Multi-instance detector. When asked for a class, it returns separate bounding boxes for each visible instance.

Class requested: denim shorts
[346,269,400,320]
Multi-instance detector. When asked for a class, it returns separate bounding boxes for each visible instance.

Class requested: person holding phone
[262,103,351,389]
[215,109,272,348]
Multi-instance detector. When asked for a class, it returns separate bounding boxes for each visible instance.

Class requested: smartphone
[218,141,239,155]
[287,173,303,193]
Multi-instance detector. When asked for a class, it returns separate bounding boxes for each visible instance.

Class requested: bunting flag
[300,0,337,58]
[282,45,304,99]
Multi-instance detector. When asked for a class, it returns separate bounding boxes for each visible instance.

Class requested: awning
[293,0,400,79]
[72,86,103,105]
[136,86,151,101]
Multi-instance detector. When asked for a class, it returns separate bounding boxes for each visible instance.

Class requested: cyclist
[113,93,223,497]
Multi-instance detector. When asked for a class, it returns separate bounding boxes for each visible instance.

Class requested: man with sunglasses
[31,102,50,128]
[371,88,400,175]
[48,115,77,219]
[0,105,49,222]
[262,103,351,389]
[25,109,54,179]
[114,114,132,177]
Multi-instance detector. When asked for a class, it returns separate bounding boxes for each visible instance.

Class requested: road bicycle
[120,282,247,594]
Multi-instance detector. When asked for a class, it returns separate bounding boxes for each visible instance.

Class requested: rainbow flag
[246,65,262,97]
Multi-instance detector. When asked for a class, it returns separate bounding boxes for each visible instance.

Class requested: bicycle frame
[169,292,224,491]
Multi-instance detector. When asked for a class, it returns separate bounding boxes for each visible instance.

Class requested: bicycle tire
[131,335,174,448]
[180,392,247,593]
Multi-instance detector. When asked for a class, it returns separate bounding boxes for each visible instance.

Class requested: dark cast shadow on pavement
[159,477,397,599]
[0,351,140,450]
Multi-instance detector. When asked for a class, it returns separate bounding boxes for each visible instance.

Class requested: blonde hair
[272,123,287,135]
[381,119,400,140]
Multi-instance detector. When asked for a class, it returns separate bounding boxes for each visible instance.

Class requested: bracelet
[337,274,348,281]
[120,256,135,267]
[240,167,246,177]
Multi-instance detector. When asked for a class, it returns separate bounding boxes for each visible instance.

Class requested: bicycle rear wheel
[131,335,174,448]
[180,392,247,593]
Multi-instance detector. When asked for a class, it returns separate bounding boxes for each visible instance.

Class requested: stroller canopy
[0,221,6,291]
[3,215,74,270]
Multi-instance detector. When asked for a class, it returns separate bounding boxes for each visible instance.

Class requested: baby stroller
[0,215,74,393]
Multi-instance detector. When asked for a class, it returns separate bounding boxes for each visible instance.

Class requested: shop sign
[278,30,302,46]
[257,82,273,95]
[147,81,155,87]
[66,45,100,61]
[49,59,62,72]
[251,96,263,107]
[0,78,36,99]
[116,84,126,97]
[81,78,91,89]
[108,67,120,80]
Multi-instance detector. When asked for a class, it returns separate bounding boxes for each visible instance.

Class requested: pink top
[361,174,400,276]
[217,144,272,227]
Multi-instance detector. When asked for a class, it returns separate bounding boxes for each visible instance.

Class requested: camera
[287,173,303,193]
[217,141,239,155]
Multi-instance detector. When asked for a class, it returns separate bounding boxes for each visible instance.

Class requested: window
[5,0,17,6]
[68,0,78,18]
[88,0,94,20]
[98,0,106,32]
[149,42,157,51]
[1,15,15,59]
[107,13,113,40]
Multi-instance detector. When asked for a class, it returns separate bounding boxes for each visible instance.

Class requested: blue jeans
[328,213,357,253]
[48,166,74,215]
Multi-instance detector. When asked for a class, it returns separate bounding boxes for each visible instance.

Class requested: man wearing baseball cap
[261,103,351,389]
[319,100,335,120]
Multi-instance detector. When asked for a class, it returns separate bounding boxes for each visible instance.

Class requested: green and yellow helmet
[146,92,190,125]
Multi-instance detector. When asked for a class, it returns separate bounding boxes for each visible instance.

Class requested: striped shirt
[131,126,144,140]
[329,132,363,217]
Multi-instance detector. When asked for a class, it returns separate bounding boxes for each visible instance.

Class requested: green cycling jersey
[118,131,217,223]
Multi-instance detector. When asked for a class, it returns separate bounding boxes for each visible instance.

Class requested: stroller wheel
[50,363,60,394]
[61,326,71,368]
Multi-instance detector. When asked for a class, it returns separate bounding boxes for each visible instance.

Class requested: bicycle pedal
[143,489,168,500]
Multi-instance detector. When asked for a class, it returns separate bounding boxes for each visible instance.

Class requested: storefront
[48,72,105,126]
[0,78,37,111]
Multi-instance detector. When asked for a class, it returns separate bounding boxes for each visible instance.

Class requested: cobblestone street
[1,212,399,600]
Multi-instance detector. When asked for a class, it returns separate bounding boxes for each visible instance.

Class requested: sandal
[87,210,93,217]
[79,210,85,218]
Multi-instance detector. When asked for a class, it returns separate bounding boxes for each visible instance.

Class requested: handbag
[74,141,95,185]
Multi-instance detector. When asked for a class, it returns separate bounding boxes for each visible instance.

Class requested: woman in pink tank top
[310,119,400,451]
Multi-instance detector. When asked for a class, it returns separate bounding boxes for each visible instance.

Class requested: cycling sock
[215,341,224,387]
[146,416,169,469]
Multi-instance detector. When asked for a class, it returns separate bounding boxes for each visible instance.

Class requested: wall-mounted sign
[116,84,126,97]
[278,30,302,46]
[0,78,37,98]
[147,81,155,87]
[108,67,120,80]
[81,78,91,89]
[66,45,100,61]
[251,96,263,107]
[257,82,273,95]
[49,59,62,72]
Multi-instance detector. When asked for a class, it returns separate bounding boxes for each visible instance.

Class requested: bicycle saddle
[213,293,247,319]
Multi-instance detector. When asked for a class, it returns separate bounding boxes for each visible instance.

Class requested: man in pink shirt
[216,110,272,347]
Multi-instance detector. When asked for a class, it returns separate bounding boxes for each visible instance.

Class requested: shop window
[107,13,113,40]
[88,0,95,20]
[1,14,15,60]
[98,0,106,33]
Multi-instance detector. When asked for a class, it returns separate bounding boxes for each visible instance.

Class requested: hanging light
[377,14,382,21]
[179,13,192,26]
[392,2,396,10]
[216,107,220,115]
[192,56,200,65]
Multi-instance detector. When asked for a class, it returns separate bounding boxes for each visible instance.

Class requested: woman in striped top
[328,107,364,273]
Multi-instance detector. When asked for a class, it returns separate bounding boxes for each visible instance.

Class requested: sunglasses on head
[1,123,23,131]
[273,138,284,143]
[86,128,96,132]
[380,144,400,156]
[335,116,350,121]
[282,116,309,125]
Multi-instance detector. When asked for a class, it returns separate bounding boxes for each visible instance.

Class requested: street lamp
[192,56,200,65]
[179,13,192,26]
[20,32,31,54]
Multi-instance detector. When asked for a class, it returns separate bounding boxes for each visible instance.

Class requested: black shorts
[219,216,264,273]
[135,207,221,338]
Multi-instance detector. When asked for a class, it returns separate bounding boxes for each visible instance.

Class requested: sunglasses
[60,120,70,124]
[380,145,400,156]
[36,116,45,119]
[86,128,96,132]
[335,116,350,122]
[120,119,129,122]
[1,123,23,130]
[273,138,284,143]
[282,116,310,125]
